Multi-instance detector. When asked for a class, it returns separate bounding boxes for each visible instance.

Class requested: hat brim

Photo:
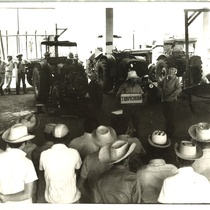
[2,127,35,143]
[92,126,117,147]
[148,135,171,148]
[188,124,210,142]
[174,143,203,160]
[16,114,40,133]
[126,76,140,81]
[16,54,23,57]
[99,142,136,164]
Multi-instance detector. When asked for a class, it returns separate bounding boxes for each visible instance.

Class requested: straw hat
[174,140,203,160]
[126,70,140,80]
[188,122,210,142]
[52,124,69,138]
[16,114,40,133]
[99,140,136,164]
[2,123,35,143]
[94,48,103,59]
[148,130,171,148]
[92,125,117,147]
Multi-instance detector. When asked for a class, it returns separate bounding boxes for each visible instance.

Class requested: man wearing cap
[77,125,117,203]
[69,117,100,161]
[4,55,14,94]
[158,140,210,203]
[0,123,38,203]
[116,70,144,138]
[15,53,31,95]
[0,56,6,95]
[93,140,141,203]
[157,67,182,138]
[136,130,177,203]
[39,124,82,203]
[189,122,210,181]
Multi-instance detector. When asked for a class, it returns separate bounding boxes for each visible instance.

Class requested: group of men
[0,111,210,204]
[0,53,30,95]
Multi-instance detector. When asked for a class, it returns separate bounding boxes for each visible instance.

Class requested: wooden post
[6,30,8,56]
[26,31,28,59]
[35,30,37,58]
[0,30,5,60]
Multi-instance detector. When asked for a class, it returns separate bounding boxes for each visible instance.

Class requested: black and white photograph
[0,0,210,208]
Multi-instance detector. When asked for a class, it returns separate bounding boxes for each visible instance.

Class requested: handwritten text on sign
[121,94,143,104]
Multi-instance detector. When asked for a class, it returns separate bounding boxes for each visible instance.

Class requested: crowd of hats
[1,113,210,163]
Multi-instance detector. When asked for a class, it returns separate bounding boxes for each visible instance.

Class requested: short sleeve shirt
[0,148,37,195]
[39,144,82,203]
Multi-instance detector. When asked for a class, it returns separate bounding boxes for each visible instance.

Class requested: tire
[88,80,103,108]
[148,63,157,82]
[96,57,113,92]
[32,63,51,102]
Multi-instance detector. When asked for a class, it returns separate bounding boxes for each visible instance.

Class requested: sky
[0,1,210,62]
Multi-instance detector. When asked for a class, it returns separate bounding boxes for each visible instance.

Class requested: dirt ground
[0,87,210,167]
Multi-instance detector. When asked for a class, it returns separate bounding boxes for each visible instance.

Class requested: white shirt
[0,148,37,202]
[39,144,82,203]
[158,167,210,204]
[192,148,210,181]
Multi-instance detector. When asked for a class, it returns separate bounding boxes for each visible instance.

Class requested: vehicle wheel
[148,63,157,82]
[88,80,103,108]
[32,64,51,102]
[96,57,113,92]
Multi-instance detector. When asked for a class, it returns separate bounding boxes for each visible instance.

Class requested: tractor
[86,48,159,105]
[26,40,103,110]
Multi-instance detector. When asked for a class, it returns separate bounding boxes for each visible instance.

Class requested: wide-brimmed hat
[126,70,140,80]
[16,114,40,133]
[2,123,35,143]
[92,125,117,147]
[148,130,171,148]
[188,122,210,142]
[99,140,136,164]
[174,140,203,160]
[16,53,23,58]
[52,124,69,138]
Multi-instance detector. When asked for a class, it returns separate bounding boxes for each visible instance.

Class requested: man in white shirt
[0,123,38,203]
[39,123,82,203]
[158,140,210,204]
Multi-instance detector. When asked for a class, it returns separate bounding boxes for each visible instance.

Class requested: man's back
[94,165,141,204]
[39,144,82,203]
[0,148,37,201]
[137,159,177,203]
[158,167,210,203]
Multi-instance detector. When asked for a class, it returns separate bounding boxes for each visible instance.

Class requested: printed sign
[121,94,143,104]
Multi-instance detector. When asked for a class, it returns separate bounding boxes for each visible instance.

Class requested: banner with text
[121,93,143,104]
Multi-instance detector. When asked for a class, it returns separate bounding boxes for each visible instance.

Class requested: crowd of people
[0,111,210,204]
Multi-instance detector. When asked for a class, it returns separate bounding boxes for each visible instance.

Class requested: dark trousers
[162,100,176,137]
[122,105,140,137]
[16,72,26,94]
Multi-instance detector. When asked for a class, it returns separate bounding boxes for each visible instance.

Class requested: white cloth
[0,148,37,203]
[158,167,210,203]
[69,132,99,160]
[192,148,210,181]
[39,144,82,203]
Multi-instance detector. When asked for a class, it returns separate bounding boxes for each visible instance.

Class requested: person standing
[0,123,38,203]
[15,53,31,95]
[158,140,210,204]
[157,67,182,138]
[116,70,144,138]
[4,55,13,94]
[0,56,6,95]
[39,124,82,204]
